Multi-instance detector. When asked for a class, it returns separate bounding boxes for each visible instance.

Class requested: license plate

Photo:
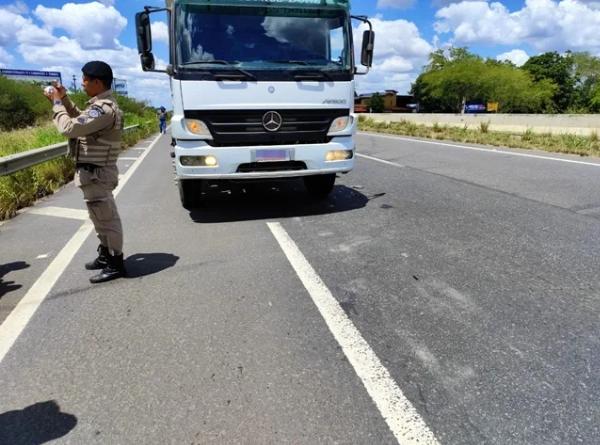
[255,149,290,162]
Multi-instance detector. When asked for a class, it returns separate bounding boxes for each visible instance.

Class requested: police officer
[45,61,126,283]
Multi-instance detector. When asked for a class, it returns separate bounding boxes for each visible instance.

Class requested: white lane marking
[356,153,405,168]
[359,131,600,168]
[28,206,88,221]
[0,133,162,364]
[267,222,439,445]
[118,157,139,161]
[132,147,146,151]
[36,254,49,259]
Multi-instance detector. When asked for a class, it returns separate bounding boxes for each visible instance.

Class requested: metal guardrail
[0,124,140,177]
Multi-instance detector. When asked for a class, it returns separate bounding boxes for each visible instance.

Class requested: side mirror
[136,12,152,54]
[136,12,155,71]
[135,7,169,73]
[361,30,375,67]
[141,53,156,71]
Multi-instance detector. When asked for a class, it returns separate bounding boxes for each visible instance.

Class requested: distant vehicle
[136,0,374,207]
[464,103,487,114]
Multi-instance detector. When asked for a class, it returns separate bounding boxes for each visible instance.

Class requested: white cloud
[0,8,29,46]
[18,35,170,105]
[4,1,28,14]
[34,2,127,50]
[151,21,169,44]
[435,0,600,53]
[16,22,57,47]
[377,0,416,9]
[496,49,530,66]
[354,18,433,94]
[0,47,14,67]
[0,1,168,107]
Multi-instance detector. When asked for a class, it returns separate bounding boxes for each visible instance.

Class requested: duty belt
[76,163,100,172]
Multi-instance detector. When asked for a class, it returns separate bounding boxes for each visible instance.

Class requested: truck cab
[136,0,374,207]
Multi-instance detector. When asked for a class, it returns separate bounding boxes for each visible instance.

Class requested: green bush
[0,76,54,131]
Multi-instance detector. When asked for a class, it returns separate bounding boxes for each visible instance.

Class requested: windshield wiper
[180,60,235,66]
[269,60,309,65]
[293,71,333,81]
[179,60,256,80]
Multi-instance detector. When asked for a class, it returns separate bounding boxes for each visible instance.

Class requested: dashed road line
[0,133,163,364]
[267,222,439,445]
[356,153,405,168]
[28,206,88,221]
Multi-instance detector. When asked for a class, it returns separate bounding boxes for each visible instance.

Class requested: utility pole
[71,74,77,92]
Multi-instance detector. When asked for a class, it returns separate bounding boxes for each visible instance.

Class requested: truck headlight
[325,150,353,161]
[184,119,212,138]
[180,155,219,167]
[328,116,352,134]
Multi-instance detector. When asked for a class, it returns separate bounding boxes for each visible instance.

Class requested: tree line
[409,48,600,114]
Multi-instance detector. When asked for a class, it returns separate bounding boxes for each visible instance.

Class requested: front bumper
[174,136,355,180]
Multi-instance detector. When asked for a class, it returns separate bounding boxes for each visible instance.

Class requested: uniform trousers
[75,164,123,254]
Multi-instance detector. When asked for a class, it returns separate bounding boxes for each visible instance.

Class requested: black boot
[89,253,127,284]
[85,245,109,270]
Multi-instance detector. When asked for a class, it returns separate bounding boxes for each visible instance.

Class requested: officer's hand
[52,81,67,99]
[43,83,65,102]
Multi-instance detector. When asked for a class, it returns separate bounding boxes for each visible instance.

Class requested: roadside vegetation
[358,116,600,158]
[359,48,600,159]
[0,76,158,220]
[410,48,600,114]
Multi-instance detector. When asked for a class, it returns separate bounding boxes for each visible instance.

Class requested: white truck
[136,0,374,207]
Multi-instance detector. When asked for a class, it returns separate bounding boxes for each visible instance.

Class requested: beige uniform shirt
[52,89,123,167]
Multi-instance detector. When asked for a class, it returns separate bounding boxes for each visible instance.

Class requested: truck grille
[184,109,348,147]
[237,161,307,173]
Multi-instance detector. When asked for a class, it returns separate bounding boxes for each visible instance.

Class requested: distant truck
[136,0,374,207]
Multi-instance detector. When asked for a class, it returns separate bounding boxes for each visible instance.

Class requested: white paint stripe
[28,206,88,221]
[356,153,405,168]
[132,147,146,151]
[118,157,139,161]
[359,131,600,167]
[0,133,162,363]
[267,222,439,445]
[0,222,93,361]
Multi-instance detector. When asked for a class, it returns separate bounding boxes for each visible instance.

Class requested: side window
[329,26,344,65]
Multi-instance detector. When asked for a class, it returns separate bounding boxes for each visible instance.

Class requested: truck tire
[303,174,335,199]
[178,179,203,208]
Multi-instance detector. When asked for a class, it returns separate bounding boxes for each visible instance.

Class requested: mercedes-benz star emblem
[262,111,283,132]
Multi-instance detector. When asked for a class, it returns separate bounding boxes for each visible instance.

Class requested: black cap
[81,61,113,81]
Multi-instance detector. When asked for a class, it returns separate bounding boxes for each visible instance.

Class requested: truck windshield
[175,4,351,72]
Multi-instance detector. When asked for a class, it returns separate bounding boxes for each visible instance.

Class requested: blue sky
[2,0,600,106]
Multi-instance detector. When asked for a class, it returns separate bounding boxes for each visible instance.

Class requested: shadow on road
[188,181,369,223]
[0,400,77,445]
[125,253,179,278]
[0,261,30,299]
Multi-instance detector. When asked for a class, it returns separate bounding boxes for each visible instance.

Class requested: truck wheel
[304,174,335,199]
[178,179,203,208]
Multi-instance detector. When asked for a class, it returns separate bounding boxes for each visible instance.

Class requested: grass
[0,110,158,221]
[357,116,600,158]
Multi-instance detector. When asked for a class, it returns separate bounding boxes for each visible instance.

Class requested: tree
[590,83,600,112]
[369,93,385,113]
[522,52,577,112]
[570,52,600,112]
[411,48,556,113]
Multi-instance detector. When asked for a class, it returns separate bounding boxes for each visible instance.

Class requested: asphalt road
[0,131,598,444]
